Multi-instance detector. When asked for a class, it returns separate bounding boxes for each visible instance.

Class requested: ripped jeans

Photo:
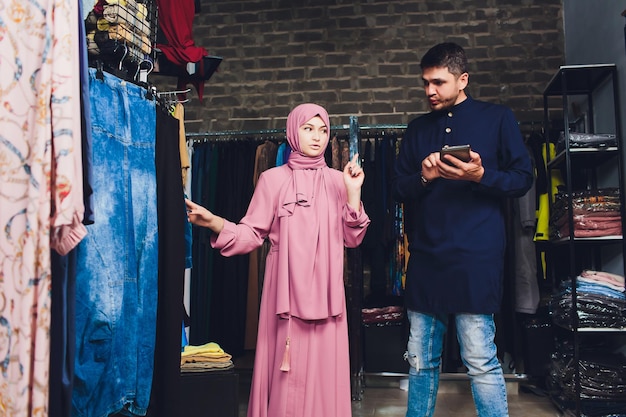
[405,310,509,417]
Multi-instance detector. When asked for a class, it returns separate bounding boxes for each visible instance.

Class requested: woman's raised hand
[343,153,364,189]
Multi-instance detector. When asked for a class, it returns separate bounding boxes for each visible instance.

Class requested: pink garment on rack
[556,212,623,239]
[574,216,622,230]
[581,269,625,287]
[563,226,623,238]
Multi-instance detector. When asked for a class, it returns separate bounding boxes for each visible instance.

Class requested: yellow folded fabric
[180,342,233,366]
[137,4,147,21]
[86,31,99,54]
[103,2,149,35]
[103,23,151,54]
[96,18,111,31]
[182,341,225,356]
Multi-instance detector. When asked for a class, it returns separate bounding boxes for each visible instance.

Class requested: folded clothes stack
[97,22,151,54]
[579,269,625,293]
[550,269,626,330]
[361,305,404,326]
[180,342,234,373]
[557,131,618,152]
[550,188,622,239]
[85,0,154,61]
[102,0,149,32]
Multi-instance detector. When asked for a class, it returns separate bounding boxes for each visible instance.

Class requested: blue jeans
[73,69,158,417]
[405,310,509,417]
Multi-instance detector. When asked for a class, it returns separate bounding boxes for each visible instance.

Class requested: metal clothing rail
[185,122,408,143]
[185,119,537,143]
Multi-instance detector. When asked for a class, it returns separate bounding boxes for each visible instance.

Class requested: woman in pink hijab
[186,103,370,417]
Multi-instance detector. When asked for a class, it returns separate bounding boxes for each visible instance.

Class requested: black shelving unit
[543,64,626,416]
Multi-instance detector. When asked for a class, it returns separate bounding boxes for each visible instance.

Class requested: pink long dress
[212,164,370,417]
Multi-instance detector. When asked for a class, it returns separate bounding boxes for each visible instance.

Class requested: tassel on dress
[280,316,292,372]
[279,337,290,372]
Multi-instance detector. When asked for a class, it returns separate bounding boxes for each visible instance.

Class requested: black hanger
[96,60,104,80]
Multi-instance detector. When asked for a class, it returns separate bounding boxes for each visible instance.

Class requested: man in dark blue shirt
[393,42,533,417]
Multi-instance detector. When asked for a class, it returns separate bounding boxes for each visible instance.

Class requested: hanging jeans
[73,69,158,417]
[405,310,509,417]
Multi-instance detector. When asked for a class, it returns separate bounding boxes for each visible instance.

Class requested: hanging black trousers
[147,108,187,416]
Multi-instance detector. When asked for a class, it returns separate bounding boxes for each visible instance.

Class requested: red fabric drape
[156,0,208,99]
[156,0,207,64]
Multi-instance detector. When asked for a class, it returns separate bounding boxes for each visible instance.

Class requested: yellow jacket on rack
[535,142,564,241]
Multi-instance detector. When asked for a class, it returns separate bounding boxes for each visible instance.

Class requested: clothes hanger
[156,88,191,112]
[115,44,128,71]
[96,59,105,80]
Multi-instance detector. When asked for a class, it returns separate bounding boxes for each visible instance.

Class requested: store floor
[234,352,562,417]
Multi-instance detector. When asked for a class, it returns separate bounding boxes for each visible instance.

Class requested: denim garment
[405,311,509,417]
[73,69,157,417]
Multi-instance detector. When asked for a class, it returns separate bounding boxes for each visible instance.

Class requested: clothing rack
[186,129,288,143]
[186,120,540,144]
[185,121,407,144]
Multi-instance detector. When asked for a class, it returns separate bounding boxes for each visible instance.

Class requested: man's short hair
[420,42,468,76]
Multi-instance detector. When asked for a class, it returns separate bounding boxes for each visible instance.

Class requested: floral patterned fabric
[0,1,84,415]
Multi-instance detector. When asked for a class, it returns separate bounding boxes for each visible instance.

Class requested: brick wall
[153,0,564,133]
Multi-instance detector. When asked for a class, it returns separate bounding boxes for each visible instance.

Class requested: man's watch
[420,173,429,186]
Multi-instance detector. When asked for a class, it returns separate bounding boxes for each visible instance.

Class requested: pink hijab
[275,104,345,320]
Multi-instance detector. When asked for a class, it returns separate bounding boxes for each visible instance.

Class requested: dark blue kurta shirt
[393,96,533,314]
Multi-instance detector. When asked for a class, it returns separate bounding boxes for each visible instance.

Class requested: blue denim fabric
[73,69,158,417]
[405,310,509,417]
